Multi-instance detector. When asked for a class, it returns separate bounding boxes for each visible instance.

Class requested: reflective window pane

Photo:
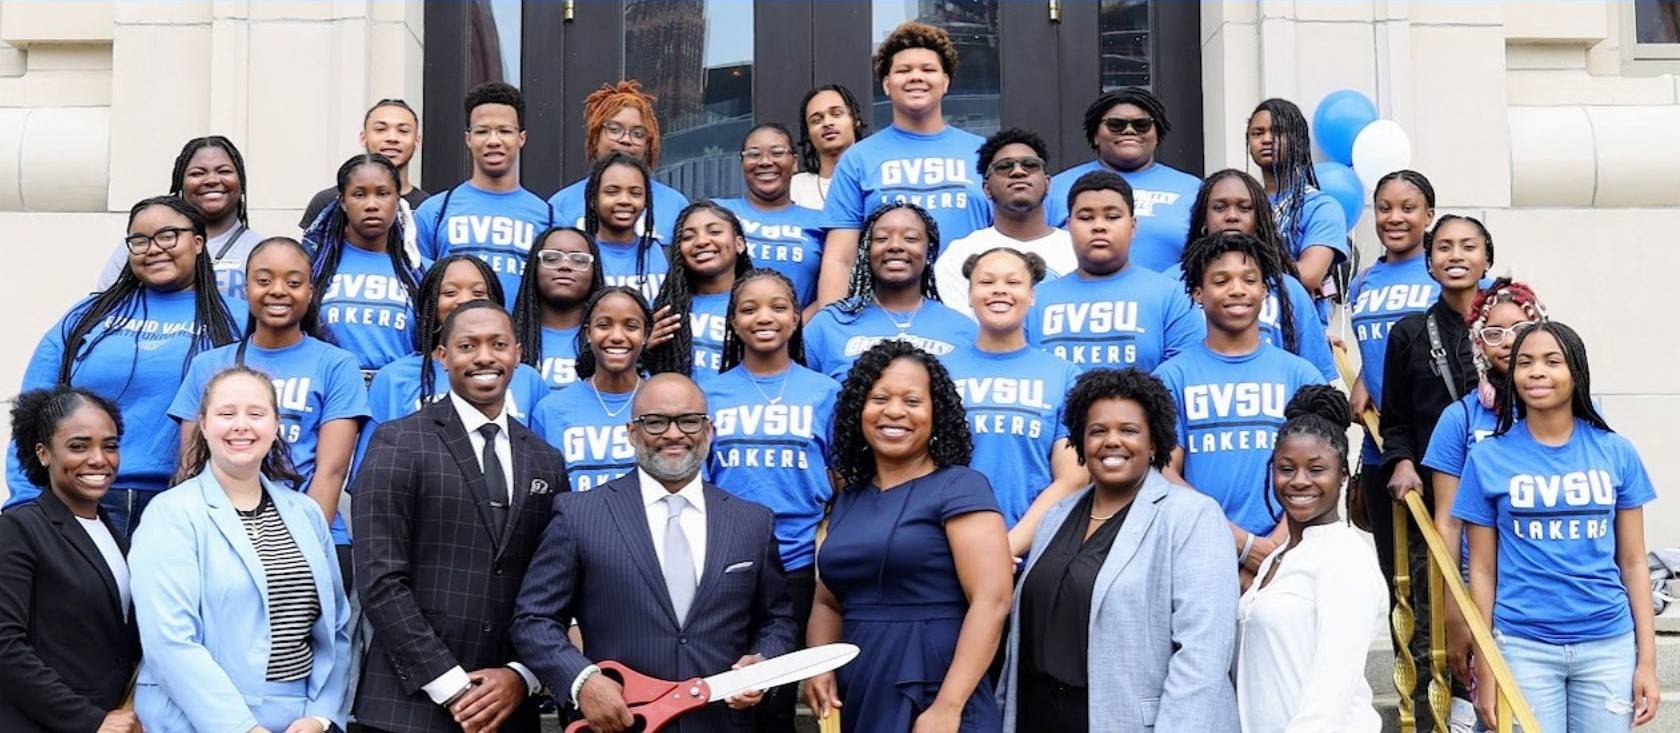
[1635,0,1680,43]
[625,0,755,200]
[870,0,1000,137]
[1100,0,1151,91]
[468,0,523,88]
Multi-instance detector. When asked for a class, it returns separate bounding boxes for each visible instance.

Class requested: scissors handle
[564,661,711,733]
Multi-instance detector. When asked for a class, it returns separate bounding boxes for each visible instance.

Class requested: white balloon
[1351,120,1413,190]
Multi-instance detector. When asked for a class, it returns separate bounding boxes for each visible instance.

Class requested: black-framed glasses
[988,156,1046,176]
[634,413,709,435]
[1102,117,1156,135]
[741,146,792,162]
[537,250,596,270]
[124,226,192,254]
[603,121,649,141]
[1477,321,1536,347]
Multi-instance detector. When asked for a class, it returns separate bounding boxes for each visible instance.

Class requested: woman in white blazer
[131,365,351,733]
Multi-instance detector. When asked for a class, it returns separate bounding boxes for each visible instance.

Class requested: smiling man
[353,300,569,733]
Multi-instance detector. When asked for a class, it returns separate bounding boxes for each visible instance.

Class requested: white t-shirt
[933,226,1076,319]
[74,514,131,613]
[789,171,829,210]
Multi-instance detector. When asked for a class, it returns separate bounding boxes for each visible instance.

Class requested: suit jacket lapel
[430,400,503,550]
[197,473,270,601]
[604,475,680,627]
[1089,471,1169,622]
[40,492,124,617]
[501,429,536,551]
[688,485,733,615]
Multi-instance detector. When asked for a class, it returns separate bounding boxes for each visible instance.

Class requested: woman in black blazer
[0,386,141,733]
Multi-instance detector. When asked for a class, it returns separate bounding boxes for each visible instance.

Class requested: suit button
[493,563,503,576]
[679,636,687,645]
[482,622,494,632]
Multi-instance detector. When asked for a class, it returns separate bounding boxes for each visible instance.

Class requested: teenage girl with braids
[1236,386,1386,732]
[511,226,604,392]
[8,196,241,535]
[303,153,428,376]
[1154,232,1323,589]
[584,153,671,304]
[170,237,369,580]
[95,136,266,301]
[791,84,866,210]
[717,123,826,308]
[528,287,652,492]
[1169,169,1336,382]
[701,267,839,732]
[803,202,977,381]
[1423,278,1546,720]
[645,202,753,379]
[1453,322,1660,731]
[1348,170,1441,438]
[1026,171,1202,372]
[359,256,548,460]
[549,80,690,246]
[1246,99,1348,308]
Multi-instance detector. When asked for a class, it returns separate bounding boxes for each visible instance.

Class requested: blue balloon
[1313,162,1364,230]
[1312,90,1378,166]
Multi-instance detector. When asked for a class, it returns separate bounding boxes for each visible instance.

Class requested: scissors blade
[703,643,860,702]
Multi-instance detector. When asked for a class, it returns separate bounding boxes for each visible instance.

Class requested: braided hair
[719,268,807,373]
[173,365,303,487]
[829,340,971,488]
[512,227,605,370]
[234,237,321,365]
[1372,169,1437,254]
[58,196,239,384]
[1181,231,1295,350]
[1186,170,1299,280]
[573,286,654,381]
[1494,321,1610,435]
[832,202,942,321]
[1083,87,1172,147]
[1466,278,1548,409]
[1267,385,1360,528]
[646,202,755,376]
[413,255,506,400]
[11,386,124,491]
[1060,368,1177,470]
[583,80,663,168]
[583,153,660,294]
[170,136,250,228]
[796,84,868,174]
[302,154,423,341]
[1249,99,1318,243]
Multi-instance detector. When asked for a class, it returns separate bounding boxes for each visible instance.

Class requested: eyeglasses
[988,156,1046,176]
[603,121,649,142]
[1477,321,1536,347]
[537,250,596,270]
[740,146,792,162]
[1102,117,1156,135]
[124,226,193,254]
[468,126,520,139]
[634,413,709,435]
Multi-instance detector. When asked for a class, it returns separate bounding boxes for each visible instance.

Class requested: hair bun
[1284,385,1351,429]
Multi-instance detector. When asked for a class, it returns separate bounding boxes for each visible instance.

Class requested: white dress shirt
[1236,522,1387,733]
[638,467,707,580]
[933,226,1077,319]
[421,391,539,704]
[74,515,130,613]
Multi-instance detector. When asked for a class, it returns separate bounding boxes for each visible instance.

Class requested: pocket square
[723,561,755,574]
[530,478,551,495]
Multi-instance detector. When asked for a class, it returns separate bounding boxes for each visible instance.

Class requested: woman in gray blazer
[998,368,1240,733]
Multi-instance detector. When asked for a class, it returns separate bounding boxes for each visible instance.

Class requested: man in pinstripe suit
[511,373,796,733]
[353,302,569,733]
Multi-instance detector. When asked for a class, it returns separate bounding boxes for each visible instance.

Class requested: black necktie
[477,423,509,534]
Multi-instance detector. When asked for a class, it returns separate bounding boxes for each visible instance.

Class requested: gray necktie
[660,494,697,624]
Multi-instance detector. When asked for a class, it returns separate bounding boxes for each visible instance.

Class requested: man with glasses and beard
[512,373,796,733]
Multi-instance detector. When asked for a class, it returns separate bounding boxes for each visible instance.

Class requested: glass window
[870,0,1001,137]
[469,0,523,88]
[1100,0,1151,91]
[625,0,755,200]
[1636,0,1680,43]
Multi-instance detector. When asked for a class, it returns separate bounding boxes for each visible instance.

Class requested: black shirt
[1019,490,1130,687]
[1379,300,1477,470]
[298,185,431,230]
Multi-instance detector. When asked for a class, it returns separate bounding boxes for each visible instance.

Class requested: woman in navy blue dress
[804,340,1012,733]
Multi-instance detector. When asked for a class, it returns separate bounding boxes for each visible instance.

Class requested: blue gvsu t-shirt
[549,176,691,249]
[714,198,825,307]
[1154,342,1325,536]
[802,300,978,382]
[1027,266,1204,372]
[318,244,430,373]
[413,182,555,300]
[943,346,1081,526]
[597,239,670,303]
[169,337,370,544]
[821,124,992,245]
[686,292,729,379]
[1045,160,1202,273]
[704,364,839,572]
[529,382,637,493]
[6,289,245,506]
[1451,419,1656,645]
[1350,253,1438,461]
[1162,264,1336,383]
[537,325,580,392]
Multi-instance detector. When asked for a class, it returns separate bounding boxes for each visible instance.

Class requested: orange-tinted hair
[584,80,663,169]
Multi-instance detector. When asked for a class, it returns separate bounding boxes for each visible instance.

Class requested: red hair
[584,80,663,169]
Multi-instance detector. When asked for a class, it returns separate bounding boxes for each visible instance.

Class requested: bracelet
[1239,532,1256,564]
[571,664,603,705]
[441,680,474,708]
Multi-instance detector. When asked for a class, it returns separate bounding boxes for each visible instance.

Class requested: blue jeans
[99,488,158,541]
[1497,630,1636,732]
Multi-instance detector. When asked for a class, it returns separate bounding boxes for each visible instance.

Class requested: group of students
[0,18,1661,733]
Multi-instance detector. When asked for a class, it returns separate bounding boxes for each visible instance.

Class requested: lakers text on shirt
[1508,470,1615,541]
[955,377,1051,439]
[713,404,817,469]
[1182,382,1287,454]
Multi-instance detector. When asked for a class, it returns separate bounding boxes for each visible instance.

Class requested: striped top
[235,491,322,682]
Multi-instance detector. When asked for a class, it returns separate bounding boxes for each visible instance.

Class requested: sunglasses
[987,156,1046,176]
[1102,117,1156,135]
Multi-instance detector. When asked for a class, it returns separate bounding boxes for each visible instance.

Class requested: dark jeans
[1018,672,1089,733]
[99,487,158,542]
[755,563,815,733]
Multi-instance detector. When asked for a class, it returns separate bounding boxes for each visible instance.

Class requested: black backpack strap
[1424,310,1460,401]
[432,185,458,255]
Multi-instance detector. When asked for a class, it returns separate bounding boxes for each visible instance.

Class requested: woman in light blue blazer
[998,368,1240,733]
[131,365,351,733]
